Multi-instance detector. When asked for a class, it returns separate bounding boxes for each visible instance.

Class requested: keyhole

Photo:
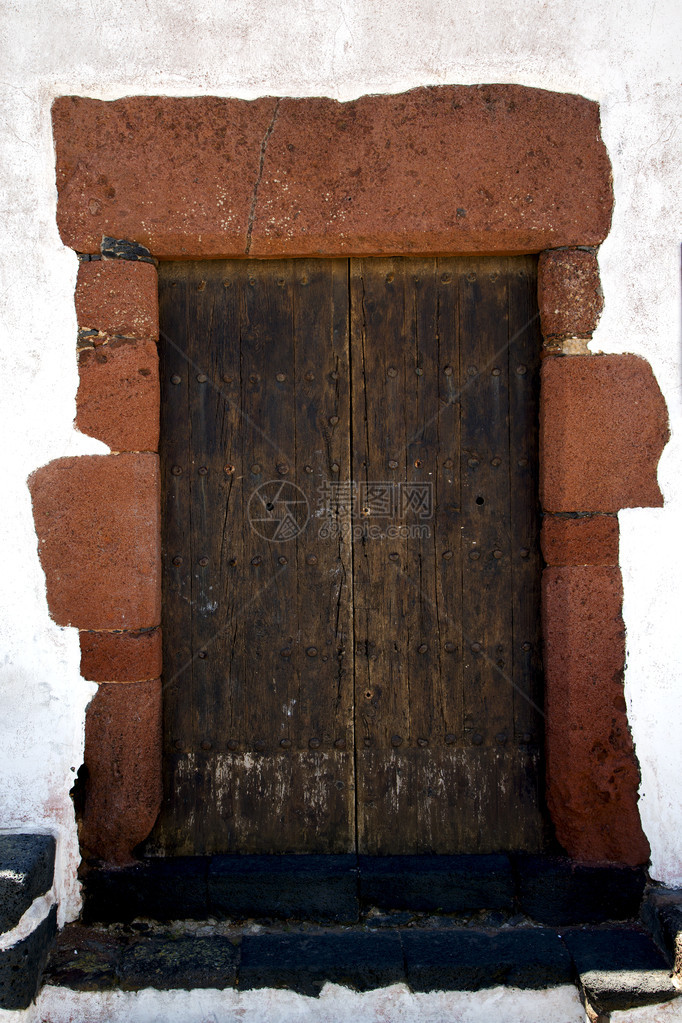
[266,502,275,511]
[476,496,485,505]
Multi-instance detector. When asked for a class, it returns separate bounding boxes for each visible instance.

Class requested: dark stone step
[0,834,56,932]
[562,926,678,1014]
[81,853,648,927]
[0,905,57,1010]
[641,886,682,973]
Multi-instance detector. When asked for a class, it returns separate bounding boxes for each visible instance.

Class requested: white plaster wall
[0,0,681,931]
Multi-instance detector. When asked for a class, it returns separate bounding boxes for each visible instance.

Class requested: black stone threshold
[81,853,649,927]
[45,918,679,1014]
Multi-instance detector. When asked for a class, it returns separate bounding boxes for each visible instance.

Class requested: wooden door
[150,256,544,856]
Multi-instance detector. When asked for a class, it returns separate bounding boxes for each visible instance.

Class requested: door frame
[31,85,668,867]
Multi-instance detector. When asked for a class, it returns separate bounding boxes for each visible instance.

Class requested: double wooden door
[151,257,544,856]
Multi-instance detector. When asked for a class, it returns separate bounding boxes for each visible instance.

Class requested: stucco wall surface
[0,0,680,935]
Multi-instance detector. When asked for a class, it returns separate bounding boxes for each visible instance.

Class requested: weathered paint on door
[150,256,544,855]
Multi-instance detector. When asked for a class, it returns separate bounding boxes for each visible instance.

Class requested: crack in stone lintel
[246,98,281,255]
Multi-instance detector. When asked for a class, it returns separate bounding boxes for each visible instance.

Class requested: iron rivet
[174,739,183,750]
[386,273,394,283]
[522,641,532,652]
[276,277,285,287]
[222,374,232,383]
[388,459,398,470]
[251,464,262,474]
[414,459,422,468]
[277,463,289,475]
[251,555,262,566]
[444,458,454,468]
[491,367,501,377]
[415,367,424,376]
[444,365,453,376]
[467,272,477,283]
[334,738,346,749]
[444,641,456,652]
[418,644,428,654]
[196,373,207,383]
[468,457,479,468]
[228,557,237,566]
[496,732,507,745]
[468,365,477,376]
[227,739,238,751]
[329,415,339,426]
[522,733,532,743]
[387,366,398,378]
[305,465,314,474]
[276,372,286,382]
[516,364,527,375]
[248,277,256,287]
[520,548,530,558]
[491,457,501,467]
[445,732,456,745]
[321,654,328,662]
[172,555,183,566]
[280,647,292,658]
[442,550,453,560]
[472,732,483,745]
[309,737,321,749]
[198,466,208,476]
[224,464,235,475]
[493,549,503,559]
[197,650,207,659]
[300,276,309,286]
[198,557,209,567]
[363,737,372,747]
[254,739,265,751]
[518,457,529,468]
[417,737,428,747]
[441,272,452,283]
[331,370,339,380]
[389,552,399,562]
[497,658,505,667]
[171,374,181,385]
[391,734,403,747]
[305,371,315,382]
[471,642,482,653]
[201,740,212,750]
[278,555,288,565]
[250,373,260,384]
[306,646,318,657]
[361,506,371,517]
[331,462,340,473]
[171,465,183,476]
[306,554,318,565]
[469,551,480,560]
[280,738,292,749]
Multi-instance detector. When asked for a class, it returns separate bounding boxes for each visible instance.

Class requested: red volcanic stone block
[29,453,161,630]
[538,249,604,338]
[81,679,162,864]
[53,88,613,257]
[543,566,650,866]
[540,355,669,512]
[77,338,160,452]
[80,627,162,683]
[541,515,619,566]
[75,259,159,340]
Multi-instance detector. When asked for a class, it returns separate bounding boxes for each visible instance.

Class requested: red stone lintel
[540,354,669,513]
[29,453,161,631]
[53,87,613,258]
[543,566,650,866]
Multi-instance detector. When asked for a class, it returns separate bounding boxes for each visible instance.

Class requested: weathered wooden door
[151,256,544,856]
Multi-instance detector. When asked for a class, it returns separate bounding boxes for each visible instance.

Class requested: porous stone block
[81,679,162,865]
[29,453,161,630]
[75,259,158,339]
[77,338,160,451]
[540,355,668,512]
[357,854,515,913]
[82,857,208,923]
[538,248,603,338]
[543,566,650,865]
[0,835,55,933]
[118,935,239,990]
[515,856,646,926]
[53,88,613,257]
[541,514,619,566]
[80,627,162,683]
